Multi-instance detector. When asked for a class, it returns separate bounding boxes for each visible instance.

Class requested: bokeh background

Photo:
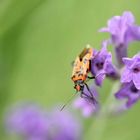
[0,0,140,140]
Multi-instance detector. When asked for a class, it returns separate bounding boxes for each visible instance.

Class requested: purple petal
[107,16,121,34]
[95,71,106,86]
[126,98,136,108]
[122,11,135,25]
[73,97,98,117]
[115,83,130,99]
[115,91,125,99]
[125,25,140,43]
[122,57,133,66]
[126,95,139,108]
[105,63,119,79]
[82,105,95,117]
[115,82,140,109]
[73,98,85,108]
[121,53,140,90]
[133,73,140,90]
[121,68,132,83]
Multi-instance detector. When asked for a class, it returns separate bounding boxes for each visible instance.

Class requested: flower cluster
[100,11,140,66]
[73,11,140,117]
[91,41,119,86]
[5,102,82,140]
[115,54,140,108]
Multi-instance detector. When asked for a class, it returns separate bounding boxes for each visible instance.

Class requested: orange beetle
[71,45,97,103]
[60,45,97,111]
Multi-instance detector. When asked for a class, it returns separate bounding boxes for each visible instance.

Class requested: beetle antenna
[60,91,78,111]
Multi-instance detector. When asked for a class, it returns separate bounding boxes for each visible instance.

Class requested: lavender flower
[100,11,140,66]
[5,102,82,140]
[115,81,140,108]
[121,53,140,90]
[91,41,118,86]
[73,85,99,117]
[47,109,82,140]
[5,103,48,140]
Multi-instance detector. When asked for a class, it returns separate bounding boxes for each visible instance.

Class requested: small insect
[60,45,98,111]
[71,46,97,103]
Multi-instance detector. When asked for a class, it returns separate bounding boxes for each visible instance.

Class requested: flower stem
[85,81,120,140]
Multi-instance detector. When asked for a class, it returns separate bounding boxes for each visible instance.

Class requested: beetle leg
[81,90,97,105]
[87,76,95,79]
[85,76,94,83]
[84,83,98,104]
[81,91,88,98]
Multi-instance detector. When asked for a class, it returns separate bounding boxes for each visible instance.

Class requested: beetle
[60,46,98,111]
[71,46,97,103]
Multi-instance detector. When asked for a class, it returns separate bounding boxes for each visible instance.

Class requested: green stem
[85,81,120,140]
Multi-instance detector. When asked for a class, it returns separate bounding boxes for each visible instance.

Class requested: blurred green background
[0,0,140,140]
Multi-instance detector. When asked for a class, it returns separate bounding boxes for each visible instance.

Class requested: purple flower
[73,85,99,117]
[100,11,140,66]
[121,53,140,90]
[5,102,82,140]
[115,81,140,108]
[91,41,118,86]
[47,109,82,140]
[5,103,48,140]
